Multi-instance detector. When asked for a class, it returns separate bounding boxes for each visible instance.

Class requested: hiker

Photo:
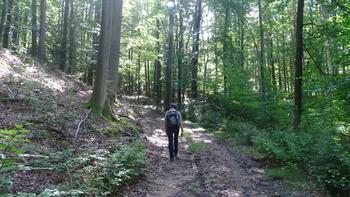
[165,103,184,161]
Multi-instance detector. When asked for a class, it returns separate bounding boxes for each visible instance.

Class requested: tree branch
[74,109,92,138]
[303,45,326,76]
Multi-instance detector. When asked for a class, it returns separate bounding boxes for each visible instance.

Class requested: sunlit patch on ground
[0,50,83,94]
[145,129,168,147]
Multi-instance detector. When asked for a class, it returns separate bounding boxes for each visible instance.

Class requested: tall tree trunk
[165,4,175,110]
[223,6,229,95]
[0,0,7,47]
[177,1,184,105]
[137,55,141,100]
[12,0,19,46]
[240,14,245,70]
[68,0,75,73]
[87,1,101,86]
[293,0,304,131]
[203,47,208,94]
[3,0,12,48]
[155,17,162,106]
[144,61,148,96]
[59,0,69,71]
[31,0,37,57]
[191,0,202,99]
[22,5,29,48]
[90,0,113,115]
[258,0,266,96]
[38,0,46,64]
[269,37,277,89]
[214,44,219,94]
[108,0,123,97]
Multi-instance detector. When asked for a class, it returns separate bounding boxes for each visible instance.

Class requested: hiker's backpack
[167,110,179,127]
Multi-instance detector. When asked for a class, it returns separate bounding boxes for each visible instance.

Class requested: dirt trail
[121,100,319,197]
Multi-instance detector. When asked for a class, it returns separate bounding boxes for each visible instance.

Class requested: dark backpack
[167,110,179,127]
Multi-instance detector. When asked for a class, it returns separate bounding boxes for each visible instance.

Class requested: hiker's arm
[180,124,184,137]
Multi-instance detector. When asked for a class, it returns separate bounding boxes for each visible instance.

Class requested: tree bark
[90,0,113,114]
[155,17,162,106]
[293,0,304,131]
[0,0,7,47]
[177,1,184,105]
[22,5,29,48]
[258,0,266,96]
[38,0,46,64]
[269,38,277,89]
[165,4,175,110]
[108,0,123,97]
[59,0,69,71]
[68,0,76,73]
[87,1,101,86]
[12,0,19,46]
[2,0,12,48]
[223,6,229,95]
[31,0,37,57]
[191,0,202,99]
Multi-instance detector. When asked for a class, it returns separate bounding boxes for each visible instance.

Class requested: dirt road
[121,101,319,197]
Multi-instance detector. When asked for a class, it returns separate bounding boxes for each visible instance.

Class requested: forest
[0,0,349,196]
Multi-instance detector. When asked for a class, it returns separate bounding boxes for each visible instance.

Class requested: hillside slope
[0,50,146,195]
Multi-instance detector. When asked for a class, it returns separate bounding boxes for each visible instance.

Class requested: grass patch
[189,142,209,153]
[266,165,315,190]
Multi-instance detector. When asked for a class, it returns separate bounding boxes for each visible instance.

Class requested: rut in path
[121,100,320,197]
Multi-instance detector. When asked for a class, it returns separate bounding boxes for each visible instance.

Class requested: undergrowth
[185,91,350,196]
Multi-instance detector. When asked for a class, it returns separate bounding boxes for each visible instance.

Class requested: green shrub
[223,120,259,145]
[189,143,209,153]
[266,164,314,190]
[0,124,30,172]
[184,100,201,122]
[199,108,223,130]
[56,138,148,196]
[253,128,350,195]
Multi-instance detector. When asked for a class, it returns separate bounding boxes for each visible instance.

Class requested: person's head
[170,103,177,109]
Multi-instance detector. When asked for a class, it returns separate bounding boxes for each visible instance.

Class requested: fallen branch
[74,109,92,138]
[117,113,135,121]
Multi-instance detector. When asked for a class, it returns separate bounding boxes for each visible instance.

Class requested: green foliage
[189,143,209,153]
[0,176,13,193]
[0,124,30,172]
[58,138,148,196]
[221,120,259,146]
[254,127,350,194]
[266,164,314,190]
[184,100,201,122]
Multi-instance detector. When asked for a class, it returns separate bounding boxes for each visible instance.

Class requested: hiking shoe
[169,157,174,162]
[175,155,179,160]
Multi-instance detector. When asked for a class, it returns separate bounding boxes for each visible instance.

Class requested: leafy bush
[184,100,201,122]
[61,138,148,196]
[222,120,259,145]
[198,108,223,130]
[0,124,30,172]
[253,128,350,195]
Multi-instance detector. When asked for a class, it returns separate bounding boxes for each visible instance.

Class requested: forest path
[121,98,317,197]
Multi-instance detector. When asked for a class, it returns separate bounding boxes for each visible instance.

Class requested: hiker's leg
[173,126,179,156]
[167,129,174,159]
